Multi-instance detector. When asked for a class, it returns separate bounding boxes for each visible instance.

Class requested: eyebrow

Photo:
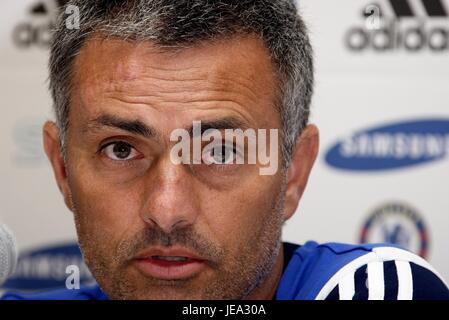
[85,114,157,138]
[187,117,249,137]
[84,114,250,139]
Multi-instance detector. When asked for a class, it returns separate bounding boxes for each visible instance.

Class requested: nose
[140,156,200,233]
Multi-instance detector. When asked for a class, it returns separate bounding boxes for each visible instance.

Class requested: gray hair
[49,0,314,166]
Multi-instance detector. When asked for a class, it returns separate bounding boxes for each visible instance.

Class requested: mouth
[134,247,207,280]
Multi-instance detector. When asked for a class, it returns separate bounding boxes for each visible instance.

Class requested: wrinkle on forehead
[70,34,280,130]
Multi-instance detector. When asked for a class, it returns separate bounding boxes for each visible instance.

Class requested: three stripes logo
[12,0,68,49]
[346,0,449,52]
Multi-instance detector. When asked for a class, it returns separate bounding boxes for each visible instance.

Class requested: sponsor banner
[11,0,67,50]
[1,242,94,292]
[359,201,429,258]
[299,0,449,76]
[346,0,449,52]
[325,118,449,171]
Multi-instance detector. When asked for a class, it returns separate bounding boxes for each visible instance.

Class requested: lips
[134,247,207,280]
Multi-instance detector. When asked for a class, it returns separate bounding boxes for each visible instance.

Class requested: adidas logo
[12,0,68,49]
[345,0,449,52]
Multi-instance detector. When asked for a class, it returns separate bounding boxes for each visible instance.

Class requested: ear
[282,124,319,221]
[43,121,74,212]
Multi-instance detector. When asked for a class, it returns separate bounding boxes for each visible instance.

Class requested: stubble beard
[72,183,287,300]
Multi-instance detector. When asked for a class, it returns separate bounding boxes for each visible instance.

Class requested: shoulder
[1,285,107,300]
[277,241,449,300]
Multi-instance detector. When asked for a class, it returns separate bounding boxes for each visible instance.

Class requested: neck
[244,244,284,300]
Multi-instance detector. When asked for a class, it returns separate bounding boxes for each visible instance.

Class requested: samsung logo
[325,119,449,171]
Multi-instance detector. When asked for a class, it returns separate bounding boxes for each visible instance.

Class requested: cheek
[199,175,283,253]
[68,159,145,241]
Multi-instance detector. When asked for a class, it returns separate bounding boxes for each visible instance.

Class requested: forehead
[75,34,275,77]
[70,34,280,131]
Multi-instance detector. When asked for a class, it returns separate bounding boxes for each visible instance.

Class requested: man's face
[45,35,309,299]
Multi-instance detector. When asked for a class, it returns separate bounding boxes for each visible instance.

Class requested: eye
[101,141,141,161]
[202,143,238,165]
